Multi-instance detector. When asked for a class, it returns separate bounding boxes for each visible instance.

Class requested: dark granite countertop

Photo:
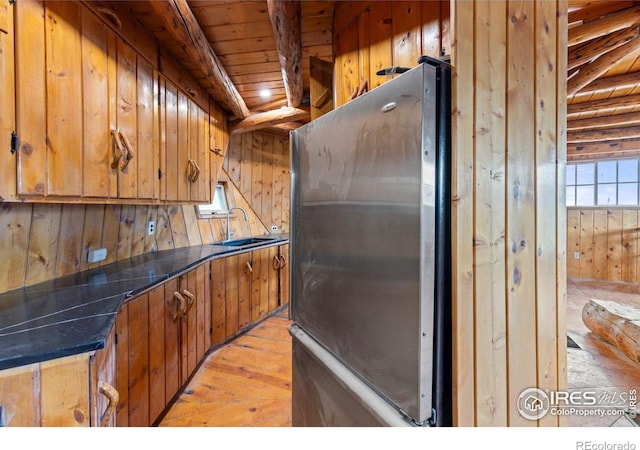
[0,234,289,370]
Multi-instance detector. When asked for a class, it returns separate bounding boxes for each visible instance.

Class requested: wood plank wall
[333,0,450,106]
[450,0,567,426]
[567,208,640,282]
[0,174,266,293]
[224,131,291,235]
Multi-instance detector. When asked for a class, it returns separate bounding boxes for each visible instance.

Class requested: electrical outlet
[87,248,107,263]
[270,225,278,232]
[574,252,580,260]
[148,220,155,236]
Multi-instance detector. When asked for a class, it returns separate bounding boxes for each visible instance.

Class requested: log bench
[582,299,640,365]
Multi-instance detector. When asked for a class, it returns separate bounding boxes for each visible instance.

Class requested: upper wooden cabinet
[12,1,159,201]
[159,75,211,204]
[0,0,15,202]
[2,0,221,205]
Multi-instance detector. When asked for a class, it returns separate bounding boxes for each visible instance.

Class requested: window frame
[566,158,640,207]
[196,181,235,219]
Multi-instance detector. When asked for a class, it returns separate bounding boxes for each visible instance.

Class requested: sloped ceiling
[567,0,640,161]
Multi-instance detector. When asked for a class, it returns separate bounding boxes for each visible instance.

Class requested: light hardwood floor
[158,308,293,427]
[159,279,639,427]
[566,277,639,427]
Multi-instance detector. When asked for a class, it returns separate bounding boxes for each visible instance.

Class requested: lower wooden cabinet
[0,242,289,427]
[210,244,289,348]
[115,262,210,426]
[0,326,117,427]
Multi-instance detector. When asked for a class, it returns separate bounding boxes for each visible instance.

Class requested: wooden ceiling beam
[568,125,640,143]
[568,111,640,131]
[568,93,640,116]
[568,25,640,70]
[568,138,640,158]
[229,107,309,135]
[146,0,250,119]
[568,4,640,46]
[569,1,637,26]
[567,35,640,96]
[577,70,640,96]
[267,0,304,108]
[263,121,305,137]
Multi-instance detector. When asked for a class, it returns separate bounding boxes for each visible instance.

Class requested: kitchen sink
[220,236,277,247]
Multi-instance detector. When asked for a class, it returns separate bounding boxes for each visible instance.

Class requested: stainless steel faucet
[226,207,248,241]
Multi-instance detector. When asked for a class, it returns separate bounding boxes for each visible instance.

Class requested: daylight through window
[566,159,640,207]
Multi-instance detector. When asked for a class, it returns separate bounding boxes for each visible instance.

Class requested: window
[197,182,231,217]
[566,159,640,206]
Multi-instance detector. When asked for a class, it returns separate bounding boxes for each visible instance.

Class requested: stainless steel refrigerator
[289,57,452,427]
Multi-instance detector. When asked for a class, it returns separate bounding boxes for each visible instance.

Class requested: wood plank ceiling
[114,0,335,135]
[568,0,640,161]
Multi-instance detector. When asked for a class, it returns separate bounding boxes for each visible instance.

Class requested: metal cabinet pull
[98,382,119,427]
[173,291,186,321]
[272,255,281,270]
[182,289,195,313]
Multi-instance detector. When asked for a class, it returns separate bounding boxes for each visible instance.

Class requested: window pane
[618,183,638,205]
[566,186,575,206]
[597,160,616,183]
[566,164,576,185]
[576,185,594,206]
[212,184,228,211]
[576,163,595,185]
[618,160,638,182]
[597,183,616,205]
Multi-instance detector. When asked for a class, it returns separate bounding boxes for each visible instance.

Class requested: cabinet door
[188,101,211,203]
[117,292,151,427]
[15,0,79,197]
[268,245,280,313]
[251,247,271,321]
[177,263,211,383]
[81,7,117,198]
[278,243,290,307]
[90,325,117,427]
[160,75,210,203]
[115,282,175,427]
[163,277,182,409]
[210,258,227,346]
[0,0,16,201]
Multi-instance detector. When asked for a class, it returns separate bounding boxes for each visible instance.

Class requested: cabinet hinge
[8,0,15,5]
[114,333,118,345]
[10,132,18,154]
[158,169,162,180]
